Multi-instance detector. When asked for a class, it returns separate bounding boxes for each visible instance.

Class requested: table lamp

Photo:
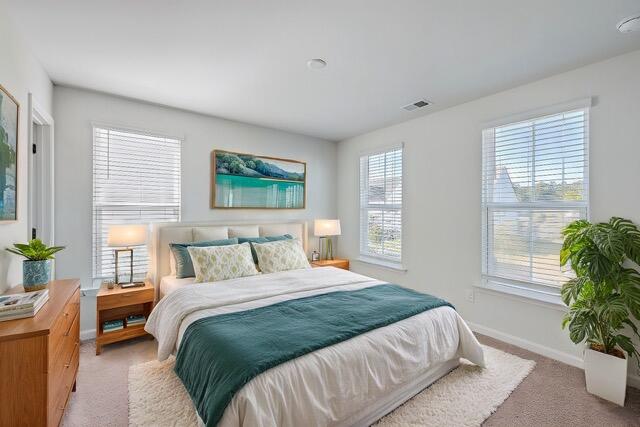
[107,224,148,287]
[314,219,341,260]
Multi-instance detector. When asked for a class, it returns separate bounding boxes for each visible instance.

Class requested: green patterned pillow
[170,238,239,278]
[187,243,259,283]
[253,239,311,274]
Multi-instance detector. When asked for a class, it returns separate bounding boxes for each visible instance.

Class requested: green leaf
[619,271,640,319]
[568,312,589,344]
[4,240,65,261]
[614,334,638,359]
[590,224,625,263]
[608,217,640,265]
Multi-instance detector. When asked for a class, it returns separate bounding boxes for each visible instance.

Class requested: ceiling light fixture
[307,58,327,69]
[617,13,640,33]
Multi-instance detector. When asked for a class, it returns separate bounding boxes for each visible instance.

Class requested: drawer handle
[65,363,70,368]
[64,312,69,317]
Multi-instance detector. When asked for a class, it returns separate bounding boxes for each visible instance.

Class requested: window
[481,107,589,295]
[92,126,181,285]
[359,146,403,265]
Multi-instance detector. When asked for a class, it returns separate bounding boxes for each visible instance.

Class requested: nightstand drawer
[311,259,350,270]
[98,287,154,310]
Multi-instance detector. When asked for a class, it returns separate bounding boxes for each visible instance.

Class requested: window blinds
[92,126,181,283]
[481,109,588,290]
[359,147,403,262]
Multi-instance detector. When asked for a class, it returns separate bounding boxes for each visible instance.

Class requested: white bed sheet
[159,275,195,299]
[146,267,484,427]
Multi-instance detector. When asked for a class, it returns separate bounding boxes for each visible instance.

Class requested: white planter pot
[584,347,627,406]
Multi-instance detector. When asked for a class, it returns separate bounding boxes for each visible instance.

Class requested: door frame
[27,94,55,251]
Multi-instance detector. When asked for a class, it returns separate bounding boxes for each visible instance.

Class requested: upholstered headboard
[148,221,308,294]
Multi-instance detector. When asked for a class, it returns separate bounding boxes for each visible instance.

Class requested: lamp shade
[314,219,341,237]
[107,224,148,247]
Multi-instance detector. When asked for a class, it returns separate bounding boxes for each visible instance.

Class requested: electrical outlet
[466,289,475,303]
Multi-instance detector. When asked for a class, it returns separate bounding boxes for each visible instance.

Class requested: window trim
[480,102,590,299]
[91,124,182,288]
[358,143,405,269]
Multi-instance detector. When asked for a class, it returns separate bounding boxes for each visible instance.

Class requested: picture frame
[211,149,306,209]
[0,84,19,223]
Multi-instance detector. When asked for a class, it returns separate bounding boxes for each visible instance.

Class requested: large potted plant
[6,239,65,291]
[560,217,640,406]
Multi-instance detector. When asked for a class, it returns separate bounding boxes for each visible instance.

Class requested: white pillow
[192,226,229,241]
[187,243,259,283]
[228,225,260,238]
[253,239,311,274]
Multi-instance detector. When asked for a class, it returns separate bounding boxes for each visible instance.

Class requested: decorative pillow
[169,238,238,278]
[238,234,293,263]
[187,243,259,283]
[169,252,177,275]
[253,239,310,274]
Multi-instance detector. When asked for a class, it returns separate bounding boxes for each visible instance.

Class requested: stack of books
[103,319,124,333]
[126,314,146,327]
[0,289,49,322]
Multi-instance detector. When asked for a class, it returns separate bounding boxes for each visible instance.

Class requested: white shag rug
[129,345,534,427]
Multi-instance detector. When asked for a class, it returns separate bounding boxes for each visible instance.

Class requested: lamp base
[114,248,135,285]
[319,236,334,260]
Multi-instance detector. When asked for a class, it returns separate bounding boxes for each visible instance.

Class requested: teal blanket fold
[174,284,453,426]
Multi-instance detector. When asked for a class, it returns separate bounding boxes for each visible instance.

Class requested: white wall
[337,49,640,381]
[0,3,53,293]
[53,86,337,336]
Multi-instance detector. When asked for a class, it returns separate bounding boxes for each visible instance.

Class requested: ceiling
[6,0,640,141]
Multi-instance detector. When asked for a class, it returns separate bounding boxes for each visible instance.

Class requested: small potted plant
[5,239,65,291]
[560,217,640,406]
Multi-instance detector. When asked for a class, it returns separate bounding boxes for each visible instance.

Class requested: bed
[145,222,485,427]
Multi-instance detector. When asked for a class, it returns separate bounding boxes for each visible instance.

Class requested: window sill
[356,256,407,272]
[475,280,567,311]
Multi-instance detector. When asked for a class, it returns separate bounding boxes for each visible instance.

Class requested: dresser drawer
[51,288,80,342]
[50,310,79,374]
[48,342,79,427]
[98,286,154,310]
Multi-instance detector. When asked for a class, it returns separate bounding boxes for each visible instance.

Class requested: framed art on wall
[0,84,19,222]
[212,150,306,209]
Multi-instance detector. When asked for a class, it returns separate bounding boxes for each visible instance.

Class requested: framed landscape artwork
[212,150,306,209]
[0,84,19,222]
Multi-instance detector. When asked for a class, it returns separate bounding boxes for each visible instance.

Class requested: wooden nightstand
[311,259,350,270]
[96,280,154,355]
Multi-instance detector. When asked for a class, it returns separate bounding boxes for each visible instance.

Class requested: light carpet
[128,345,534,426]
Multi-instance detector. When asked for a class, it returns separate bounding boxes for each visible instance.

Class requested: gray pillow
[169,238,239,278]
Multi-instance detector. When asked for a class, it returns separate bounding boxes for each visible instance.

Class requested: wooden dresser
[0,279,80,427]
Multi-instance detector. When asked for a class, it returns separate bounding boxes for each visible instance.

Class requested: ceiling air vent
[403,99,430,111]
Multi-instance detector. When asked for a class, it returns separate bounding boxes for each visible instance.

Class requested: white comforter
[146,267,484,426]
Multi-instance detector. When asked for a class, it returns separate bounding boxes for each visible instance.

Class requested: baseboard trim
[467,321,639,390]
[628,373,640,389]
[80,329,96,341]
[467,321,584,368]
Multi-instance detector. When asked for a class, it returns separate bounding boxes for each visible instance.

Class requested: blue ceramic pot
[23,260,52,289]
